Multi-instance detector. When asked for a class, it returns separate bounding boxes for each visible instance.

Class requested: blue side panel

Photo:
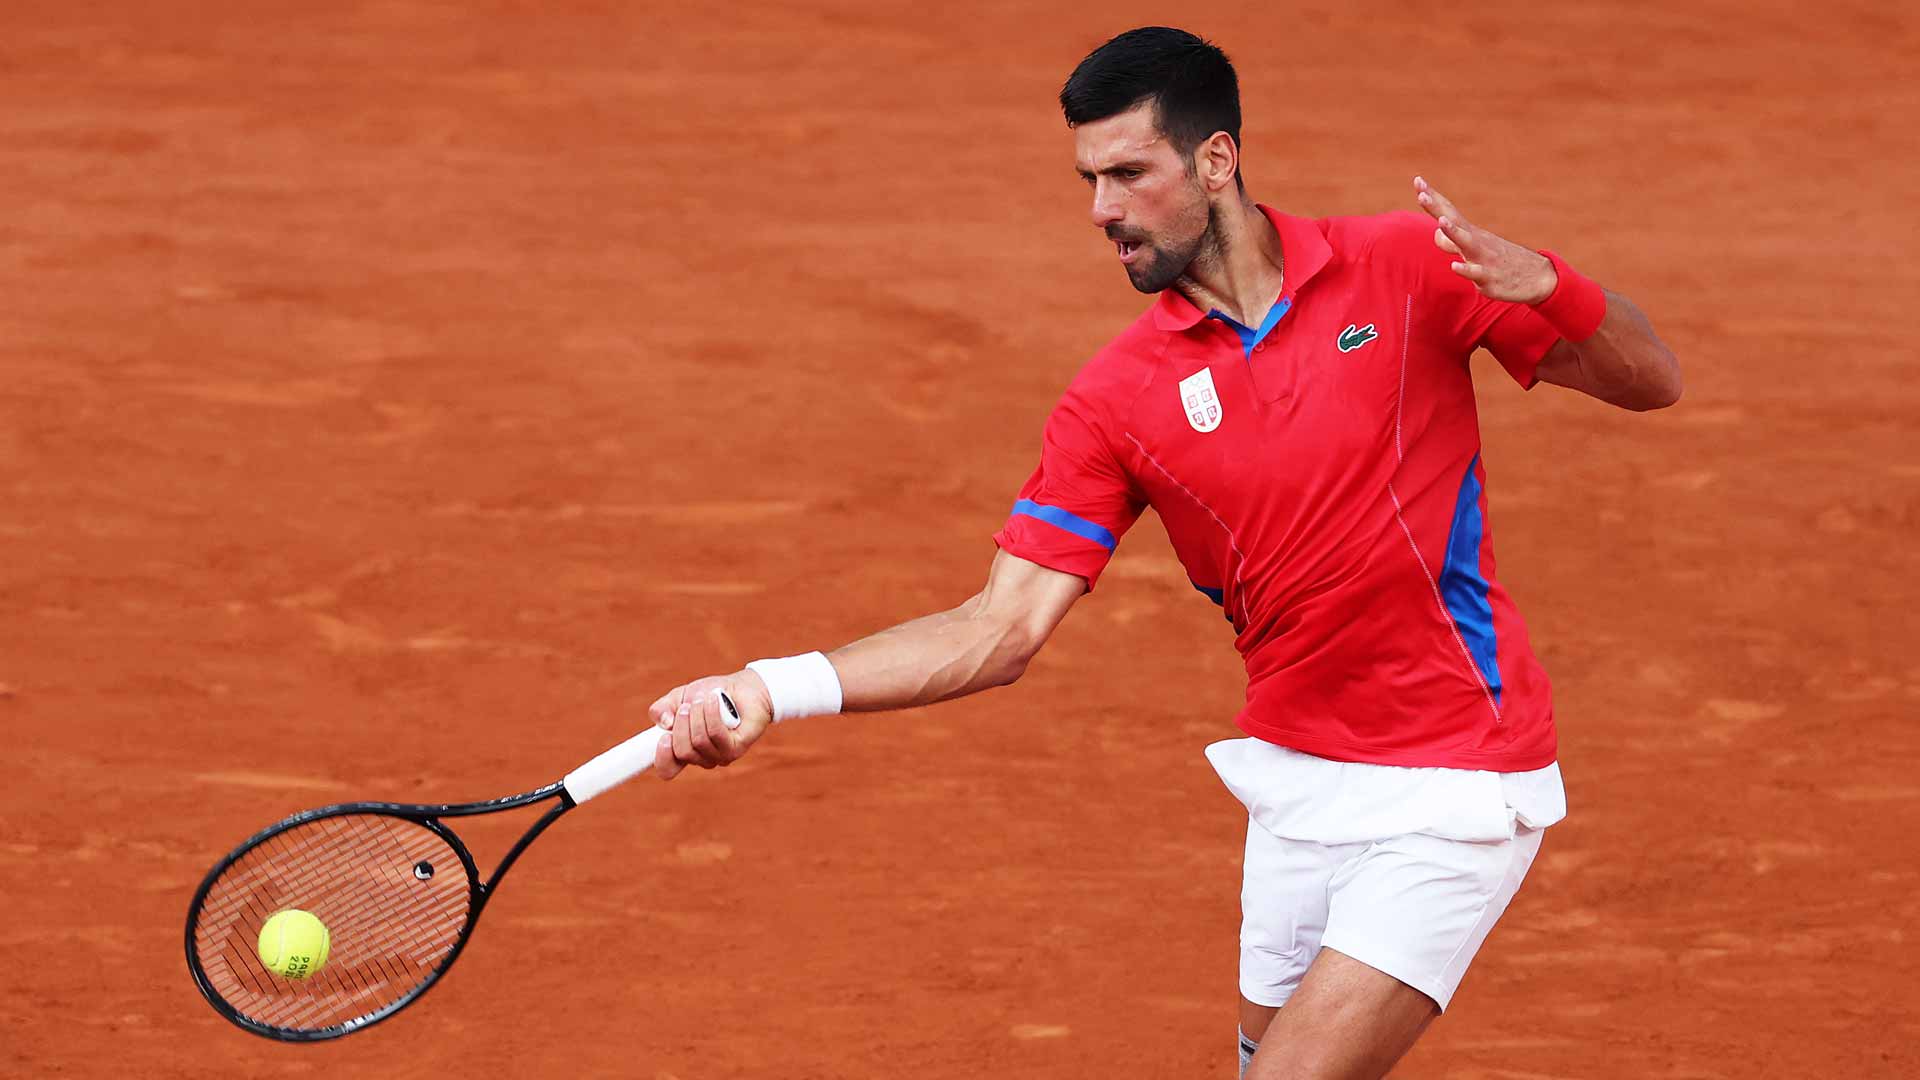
[1190,581,1233,623]
[1437,454,1503,704]
[1010,499,1117,551]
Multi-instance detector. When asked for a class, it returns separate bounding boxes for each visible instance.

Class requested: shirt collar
[1149,204,1334,332]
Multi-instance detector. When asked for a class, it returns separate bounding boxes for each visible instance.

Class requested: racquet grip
[561,693,740,804]
[562,726,668,804]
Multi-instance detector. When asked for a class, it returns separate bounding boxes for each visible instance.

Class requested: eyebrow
[1076,158,1154,180]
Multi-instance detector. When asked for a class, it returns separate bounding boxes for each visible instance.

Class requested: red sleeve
[1458,292,1561,389]
[991,388,1145,590]
[1369,212,1563,389]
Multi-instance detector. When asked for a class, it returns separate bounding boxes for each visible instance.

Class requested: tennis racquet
[185,695,736,1041]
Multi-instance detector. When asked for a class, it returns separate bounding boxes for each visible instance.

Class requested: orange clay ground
[2,2,1915,1077]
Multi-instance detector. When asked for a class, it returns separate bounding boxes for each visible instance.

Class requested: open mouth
[1115,239,1142,263]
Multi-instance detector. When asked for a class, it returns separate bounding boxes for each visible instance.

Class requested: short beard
[1122,194,1216,295]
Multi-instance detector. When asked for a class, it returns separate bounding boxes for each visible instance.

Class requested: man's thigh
[1320,827,1544,1011]
[1245,947,1438,1080]
[1239,821,1355,1010]
[1238,826,1546,1076]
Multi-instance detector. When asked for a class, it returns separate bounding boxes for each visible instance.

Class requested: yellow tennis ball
[257,909,331,980]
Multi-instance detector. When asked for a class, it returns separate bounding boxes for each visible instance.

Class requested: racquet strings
[190,813,472,1034]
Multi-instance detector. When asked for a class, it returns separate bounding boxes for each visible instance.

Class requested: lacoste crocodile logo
[1337,323,1379,353]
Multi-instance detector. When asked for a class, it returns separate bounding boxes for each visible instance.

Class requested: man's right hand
[647,670,775,780]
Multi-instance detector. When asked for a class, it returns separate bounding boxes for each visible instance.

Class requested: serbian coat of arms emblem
[1178,368,1222,433]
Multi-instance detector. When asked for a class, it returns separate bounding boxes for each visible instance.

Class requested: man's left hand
[1414,176,1557,305]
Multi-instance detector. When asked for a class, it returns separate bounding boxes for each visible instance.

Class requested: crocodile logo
[1337,323,1379,353]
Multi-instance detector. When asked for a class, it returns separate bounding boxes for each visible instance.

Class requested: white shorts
[1238,820,1543,1012]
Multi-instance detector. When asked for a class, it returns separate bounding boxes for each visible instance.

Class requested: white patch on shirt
[1204,738,1567,845]
[1178,367,1222,433]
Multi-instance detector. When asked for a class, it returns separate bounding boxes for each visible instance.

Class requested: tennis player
[648,26,1680,1080]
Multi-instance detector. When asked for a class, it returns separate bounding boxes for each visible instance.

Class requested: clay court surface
[3,2,1916,1076]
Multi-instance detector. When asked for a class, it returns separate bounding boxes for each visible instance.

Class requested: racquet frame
[184,781,577,1041]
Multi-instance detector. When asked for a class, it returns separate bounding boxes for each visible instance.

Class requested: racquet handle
[562,693,740,804]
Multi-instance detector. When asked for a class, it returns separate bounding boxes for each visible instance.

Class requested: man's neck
[1172,197,1286,328]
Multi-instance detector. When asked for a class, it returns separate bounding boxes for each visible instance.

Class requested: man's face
[1074,101,1211,294]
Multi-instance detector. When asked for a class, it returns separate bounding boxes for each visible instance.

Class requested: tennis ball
[257,909,331,979]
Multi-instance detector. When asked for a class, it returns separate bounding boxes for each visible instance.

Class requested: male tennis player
[646,26,1680,1080]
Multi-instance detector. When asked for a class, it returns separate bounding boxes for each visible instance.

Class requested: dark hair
[1059,27,1241,175]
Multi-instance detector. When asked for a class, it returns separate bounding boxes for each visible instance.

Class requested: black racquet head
[186,716,686,1041]
[185,804,487,1041]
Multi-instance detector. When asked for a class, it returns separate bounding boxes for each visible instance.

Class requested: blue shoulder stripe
[1010,499,1117,551]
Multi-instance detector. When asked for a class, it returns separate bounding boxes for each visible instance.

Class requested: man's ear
[1197,131,1239,194]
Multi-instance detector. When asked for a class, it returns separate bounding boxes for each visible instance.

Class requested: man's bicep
[1530,339,1587,393]
[990,394,1145,588]
[975,548,1090,649]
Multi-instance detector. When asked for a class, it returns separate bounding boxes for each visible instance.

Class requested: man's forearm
[649,551,1082,778]
[1556,289,1683,411]
[1528,257,1683,412]
[1410,178,1682,413]
[825,597,1039,712]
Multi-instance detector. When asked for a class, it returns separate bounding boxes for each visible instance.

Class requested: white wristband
[746,652,843,724]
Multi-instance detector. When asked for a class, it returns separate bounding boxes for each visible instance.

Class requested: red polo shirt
[993,206,1561,770]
